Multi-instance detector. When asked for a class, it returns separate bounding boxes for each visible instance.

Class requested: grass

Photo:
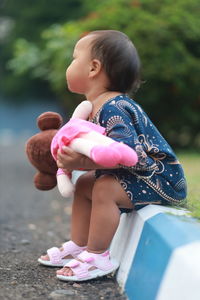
[178,152,200,219]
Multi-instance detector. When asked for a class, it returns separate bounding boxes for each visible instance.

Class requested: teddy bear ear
[37,112,63,130]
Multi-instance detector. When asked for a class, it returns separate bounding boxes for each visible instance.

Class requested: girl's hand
[57,146,85,171]
[57,145,112,171]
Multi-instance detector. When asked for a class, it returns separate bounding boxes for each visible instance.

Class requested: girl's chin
[67,86,85,95]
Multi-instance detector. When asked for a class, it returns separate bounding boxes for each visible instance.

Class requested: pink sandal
[56,250,119,281]
[38,241,86,267]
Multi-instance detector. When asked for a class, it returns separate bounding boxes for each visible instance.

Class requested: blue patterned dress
[91,94,187,210]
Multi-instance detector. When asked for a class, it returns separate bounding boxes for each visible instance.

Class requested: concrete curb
[110,205,200,300]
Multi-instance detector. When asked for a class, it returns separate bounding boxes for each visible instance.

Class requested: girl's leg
[57,174,134,276]
[40,171,96,261]
[70,171,96,246]
[87,174,134,252]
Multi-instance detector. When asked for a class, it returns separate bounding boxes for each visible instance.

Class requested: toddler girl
[39,30,187,281]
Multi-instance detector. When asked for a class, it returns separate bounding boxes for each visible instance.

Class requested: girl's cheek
[66,68,72,88]
[66,61,73,78]
[66,66,70,81]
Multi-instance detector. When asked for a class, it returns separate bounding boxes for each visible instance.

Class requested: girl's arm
[57,146,119,171]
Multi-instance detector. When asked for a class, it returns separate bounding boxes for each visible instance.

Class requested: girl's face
[66,35,94,94]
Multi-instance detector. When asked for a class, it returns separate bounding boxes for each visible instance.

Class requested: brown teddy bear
[25,111,63,191]
[26,102,138,197]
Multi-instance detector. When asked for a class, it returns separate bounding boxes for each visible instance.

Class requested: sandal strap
[62,241,86,257]
[78,250,114,271]
[65,259,90,279]
[62,250,114,279]
[47,247,62,264]
[47,241,86,264]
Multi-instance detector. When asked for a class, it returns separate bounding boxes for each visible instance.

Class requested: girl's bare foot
[56,266,74,276]
[56,259,96,277]
[38,241,87,266]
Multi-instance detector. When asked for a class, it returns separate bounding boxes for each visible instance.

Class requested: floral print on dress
[137,134,167,174]
[92,94,187,209]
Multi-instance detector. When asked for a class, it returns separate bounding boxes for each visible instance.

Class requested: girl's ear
[89,59,102,78]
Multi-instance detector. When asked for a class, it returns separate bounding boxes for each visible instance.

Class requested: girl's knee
[92,175,133,208]
[75,173,88,189]
[92,176,116,204]
[74,171,95,197]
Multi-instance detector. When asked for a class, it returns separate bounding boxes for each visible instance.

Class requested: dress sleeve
[99,103,138,147]
[98,101,157,174]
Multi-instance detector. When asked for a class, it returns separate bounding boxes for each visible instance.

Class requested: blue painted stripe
[125,213,200,300]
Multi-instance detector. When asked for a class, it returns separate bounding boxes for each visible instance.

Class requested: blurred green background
[0,0,200,149]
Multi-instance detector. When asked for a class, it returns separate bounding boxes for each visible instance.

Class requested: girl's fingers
[62,146,74,155]
[56,146,83,170]
[56,159,71,172]
[57,160,64,169]
[57,146,74,160]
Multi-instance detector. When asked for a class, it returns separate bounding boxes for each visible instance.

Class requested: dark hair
[87,30,141,94]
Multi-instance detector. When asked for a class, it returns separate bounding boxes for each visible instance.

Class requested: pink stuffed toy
[51,101,138,197]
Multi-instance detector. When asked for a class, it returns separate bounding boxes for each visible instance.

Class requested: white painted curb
[110,205,200,300]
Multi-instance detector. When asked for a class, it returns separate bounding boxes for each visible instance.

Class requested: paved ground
[0,141,127,300]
